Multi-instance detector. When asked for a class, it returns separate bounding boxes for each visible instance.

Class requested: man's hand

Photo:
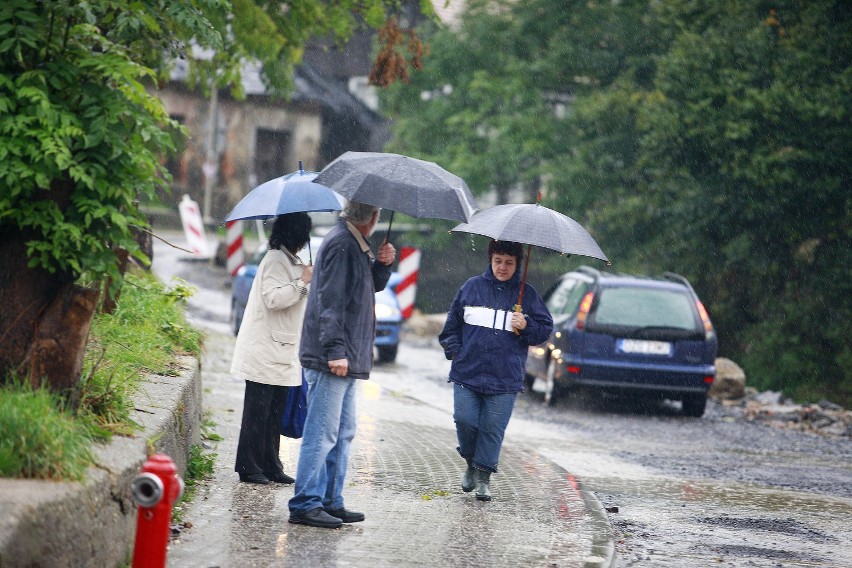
[328,358,349,377]
[511,312,528,331]
[377,241,396,266]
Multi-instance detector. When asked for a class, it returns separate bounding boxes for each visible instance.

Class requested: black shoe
[325,507,365,523]
[289,507,343,529]
[239,473,270,485]
[266,471,295,484]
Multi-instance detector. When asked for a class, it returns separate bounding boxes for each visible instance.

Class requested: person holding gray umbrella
[288,200,396,528]
[439,240,553,501]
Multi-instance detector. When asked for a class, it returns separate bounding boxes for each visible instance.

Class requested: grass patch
[172,443,217,524]
[0,268,204,479]
[172,414,220,524]
[77,270,202,441]
[0,381,92,480]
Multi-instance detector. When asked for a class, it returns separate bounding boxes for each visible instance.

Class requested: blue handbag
[281,370,308,439]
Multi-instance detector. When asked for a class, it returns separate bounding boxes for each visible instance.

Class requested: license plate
[617,339,672,356]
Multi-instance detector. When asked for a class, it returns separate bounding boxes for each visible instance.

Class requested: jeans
[453,383,517,473]
[288,368,358,514]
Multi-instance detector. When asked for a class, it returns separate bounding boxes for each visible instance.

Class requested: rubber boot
[461,459,476,492]
[475,469,492,501]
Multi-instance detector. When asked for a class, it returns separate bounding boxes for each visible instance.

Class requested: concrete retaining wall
[0,355,201,568]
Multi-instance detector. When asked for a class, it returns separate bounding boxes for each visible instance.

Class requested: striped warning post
[396,246,421,319]
[225,220,245,277]
[177,194,209,257]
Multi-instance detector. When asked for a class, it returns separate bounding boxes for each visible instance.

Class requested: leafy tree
[630,1,852,402]
[383,1,558,204]
[383,0,851,404]
[0,0,430,394]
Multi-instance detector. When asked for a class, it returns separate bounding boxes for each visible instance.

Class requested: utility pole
[201,84,218,227]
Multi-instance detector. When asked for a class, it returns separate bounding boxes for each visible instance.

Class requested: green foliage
[172,443,216,524]
[79,269,202,439]
[0,380,93,480]
[0,268,204,478]
[0,0,422,299]
[383,0,851,405]
[0,1,193,284]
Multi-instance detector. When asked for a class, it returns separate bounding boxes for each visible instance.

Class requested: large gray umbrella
[313,151,478,239]
[452,200,609,330]
[451,202,609,263]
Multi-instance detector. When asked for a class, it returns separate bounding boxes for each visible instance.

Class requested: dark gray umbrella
[313,151,478,239]
[451,202,609,263]
[452,200,609,332]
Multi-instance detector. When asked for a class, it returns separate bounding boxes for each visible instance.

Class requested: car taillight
[704,376,714,384]
[566,365,581,375]
[696,300,713,335]
[576,292,595,330]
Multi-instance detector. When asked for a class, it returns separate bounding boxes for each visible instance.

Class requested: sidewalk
[165,330,615,568]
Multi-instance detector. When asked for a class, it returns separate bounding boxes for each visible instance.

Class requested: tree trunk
[0,178,99,393]
[22,283,100,392]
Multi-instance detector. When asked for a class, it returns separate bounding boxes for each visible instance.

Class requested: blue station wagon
[525,266,717,416]
[230,236,403,363]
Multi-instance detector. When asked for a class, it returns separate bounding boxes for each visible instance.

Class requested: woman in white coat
[232,212,313,484]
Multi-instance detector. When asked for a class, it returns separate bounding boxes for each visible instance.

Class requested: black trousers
[234,380,290,476]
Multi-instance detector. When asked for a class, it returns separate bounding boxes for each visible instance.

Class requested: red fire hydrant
[131,454,184,568]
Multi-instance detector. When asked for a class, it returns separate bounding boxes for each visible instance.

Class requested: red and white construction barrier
[226,220,245,276]
[396,246,421,319]
[178,194,209,257]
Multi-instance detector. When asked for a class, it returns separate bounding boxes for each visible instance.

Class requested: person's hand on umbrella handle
[512,305,527,334]
[328,358,348,377]
[377,241,396,266]
[300,265,313,285]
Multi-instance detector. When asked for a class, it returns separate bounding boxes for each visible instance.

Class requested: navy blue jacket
[439,266,553,394]
[299,218,391,380]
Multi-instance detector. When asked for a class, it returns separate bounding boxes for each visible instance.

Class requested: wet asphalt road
[152,232,852,567]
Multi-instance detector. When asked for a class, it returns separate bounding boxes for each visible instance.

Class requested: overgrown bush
[0,269,203,478]
[0,381,92,480]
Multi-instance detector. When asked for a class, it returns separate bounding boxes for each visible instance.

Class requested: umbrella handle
[513,303,523,335]
[384,210,395,244]
[514,244,532,335]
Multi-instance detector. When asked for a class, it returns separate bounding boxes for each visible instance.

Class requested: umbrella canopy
[313,151,477,223]
[451,203,609,264]
[223,164,342,223]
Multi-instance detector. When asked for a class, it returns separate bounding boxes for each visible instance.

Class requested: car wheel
[682,394,707,417]
[377,344,398,363]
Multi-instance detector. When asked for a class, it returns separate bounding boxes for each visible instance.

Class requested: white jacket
[230,248,308,386]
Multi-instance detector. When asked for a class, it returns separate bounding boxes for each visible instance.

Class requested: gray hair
[341,200,380,225]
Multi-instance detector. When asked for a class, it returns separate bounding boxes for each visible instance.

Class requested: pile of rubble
[710,358,851,438]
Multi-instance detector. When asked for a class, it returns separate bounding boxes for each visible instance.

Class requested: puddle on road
[588,476,852,517]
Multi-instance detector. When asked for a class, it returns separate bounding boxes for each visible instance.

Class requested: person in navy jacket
[439,240,553,501]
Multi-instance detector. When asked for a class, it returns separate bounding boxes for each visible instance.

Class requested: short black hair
[268,212,312,255]
[487,239,524,264]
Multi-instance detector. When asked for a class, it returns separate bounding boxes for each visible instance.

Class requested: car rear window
[546,277,590,315]
[593,287,697,330]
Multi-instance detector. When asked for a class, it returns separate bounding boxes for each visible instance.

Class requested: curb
[576,480,617,568]
[0,355,202,568]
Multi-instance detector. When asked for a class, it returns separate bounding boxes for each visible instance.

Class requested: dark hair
[488,240,524,264]
[268,212,312,254]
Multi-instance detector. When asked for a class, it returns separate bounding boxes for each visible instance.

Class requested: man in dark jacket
[439,240,552,501]
[289,201,395,529]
